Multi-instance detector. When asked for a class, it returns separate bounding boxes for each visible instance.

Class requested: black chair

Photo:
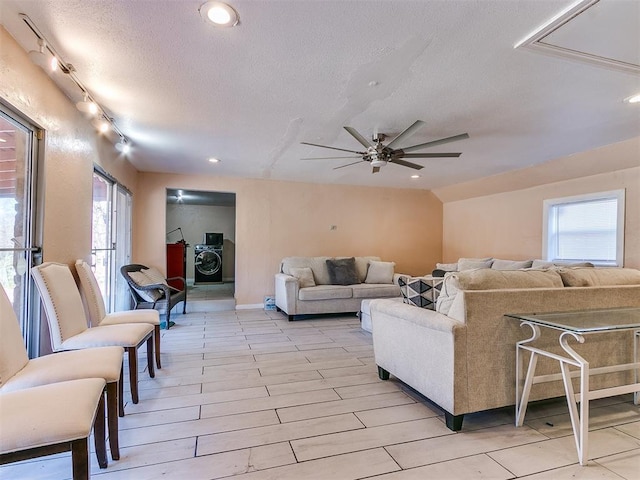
[120,264,187,329]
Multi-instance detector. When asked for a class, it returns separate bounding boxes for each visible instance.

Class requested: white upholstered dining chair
[75,259,162,369]
[31,262,155,409]
[0,285,122,466]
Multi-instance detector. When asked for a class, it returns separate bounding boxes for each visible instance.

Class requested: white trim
[514,0,639,75]
[542,189,625,267]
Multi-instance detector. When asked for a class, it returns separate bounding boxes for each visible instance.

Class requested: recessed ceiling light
[208,157,221,163]
[625,93,640,104]
[199,1,239,27]
[411,174,420,179]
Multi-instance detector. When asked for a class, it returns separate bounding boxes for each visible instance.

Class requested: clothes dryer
[194,244,223,283]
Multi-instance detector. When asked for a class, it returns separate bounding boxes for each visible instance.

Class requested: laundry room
[165,189,236,291]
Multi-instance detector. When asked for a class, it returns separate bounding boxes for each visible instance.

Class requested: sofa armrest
[371,298,462,333]
[275,273,299,314]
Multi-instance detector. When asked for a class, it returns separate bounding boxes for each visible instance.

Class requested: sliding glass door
[0,108,41,356]
[92,169,132,313]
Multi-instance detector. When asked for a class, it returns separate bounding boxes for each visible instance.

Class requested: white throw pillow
[436,262,458,272]
[491,259,533,270]
[457,258,493,270]
[365,261,395,284]
[128,271,163,302]
[289,267,316,288]
[143,267,169,285]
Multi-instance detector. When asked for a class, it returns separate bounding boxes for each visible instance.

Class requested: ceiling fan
[301,120,468,174]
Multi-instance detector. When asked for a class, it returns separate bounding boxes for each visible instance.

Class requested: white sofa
[275,256,401,320]
[370,267,640,431]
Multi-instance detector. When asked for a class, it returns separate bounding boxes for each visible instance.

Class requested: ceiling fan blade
[333,160,365,170]
[400,152,461,158]
[301,142,364,155]
[402,133,470,153]
[389,158,424,170]
[372,166,380,174]
[301,156,362,160]
[344,126,374,149]
[386,120,425,149]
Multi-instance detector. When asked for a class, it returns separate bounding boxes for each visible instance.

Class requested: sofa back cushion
[281,256,381,285]
[436,269,564,316]
[491,259,533,270]
[282,257,332,285]
[557,267,640,287]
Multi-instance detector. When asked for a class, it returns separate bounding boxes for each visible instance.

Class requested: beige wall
[441,139,640,268]
[135,172,443,305]
[0,27,138,265]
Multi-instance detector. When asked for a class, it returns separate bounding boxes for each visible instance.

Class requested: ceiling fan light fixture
[200,1,239,27]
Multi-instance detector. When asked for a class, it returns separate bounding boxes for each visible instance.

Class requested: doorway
[166,189,236,311]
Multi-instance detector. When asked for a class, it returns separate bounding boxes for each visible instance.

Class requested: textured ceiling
[1,0,639,190]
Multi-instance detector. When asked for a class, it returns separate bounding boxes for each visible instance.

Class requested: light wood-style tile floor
[3,309,639,479]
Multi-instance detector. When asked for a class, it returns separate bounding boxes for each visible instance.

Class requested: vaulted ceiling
[1,0,639,190]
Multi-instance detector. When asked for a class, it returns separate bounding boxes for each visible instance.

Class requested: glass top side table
[505,307,640,466]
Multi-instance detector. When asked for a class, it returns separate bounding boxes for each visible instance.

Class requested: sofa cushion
[491,259,533,270]
[436,269,564,316]
[458,258,494,271]
[290,267,316,288]
[298,285,353,301]
[352,283,400,299]
[127,271,163,302]
[282,257,332,285]
[531,259,595,269]
[364,261,395,284]
[557,267,640,287]
[326,258,360,285]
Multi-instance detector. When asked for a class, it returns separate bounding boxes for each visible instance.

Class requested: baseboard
[236,303,264,310]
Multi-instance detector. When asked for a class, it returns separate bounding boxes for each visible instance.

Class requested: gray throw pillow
[326,257,359,285]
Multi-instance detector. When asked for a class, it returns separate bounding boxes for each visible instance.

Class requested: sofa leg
[445,412,464,431]
[377,366,390,380]
[288,314,295,321]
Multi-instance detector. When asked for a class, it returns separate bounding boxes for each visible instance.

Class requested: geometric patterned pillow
[397,275,443,310]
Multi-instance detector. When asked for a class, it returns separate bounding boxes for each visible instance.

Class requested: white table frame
[514,319,640,466]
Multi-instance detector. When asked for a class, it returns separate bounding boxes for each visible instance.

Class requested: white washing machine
[194,244,223,283]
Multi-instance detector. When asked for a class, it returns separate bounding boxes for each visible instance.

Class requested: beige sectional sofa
[370,267,640,431]
[275,256,401,320]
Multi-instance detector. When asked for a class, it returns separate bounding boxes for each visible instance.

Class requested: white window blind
[543,190,625,267]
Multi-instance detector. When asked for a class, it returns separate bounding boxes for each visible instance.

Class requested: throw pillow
[457,258,494,270]
[143,267,169,285]
[491,259,533,270]
[436,262,458,272]
[398,275,441,309]
[326,257,359,285]
[128,271,163,302]
[364,261,395,284]
[289,267,316,288]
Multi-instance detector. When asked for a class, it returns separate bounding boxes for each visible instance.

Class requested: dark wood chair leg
[118,366,125,417]
[71,438,90,480]
[106,382,120,461]
[154,324,161,369]
[93,393,107,469]
[127,347,139,404]
[445,412,464,431]
[377,366,390,380]
[146,336,155,378]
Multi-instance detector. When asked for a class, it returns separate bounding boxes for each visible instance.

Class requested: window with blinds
[543,190,625,267]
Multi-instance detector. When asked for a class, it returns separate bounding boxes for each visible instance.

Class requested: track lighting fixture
[115,138,131,155]
[76,92,99,116]
[27,38,58,72]
[20,13,132,154]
